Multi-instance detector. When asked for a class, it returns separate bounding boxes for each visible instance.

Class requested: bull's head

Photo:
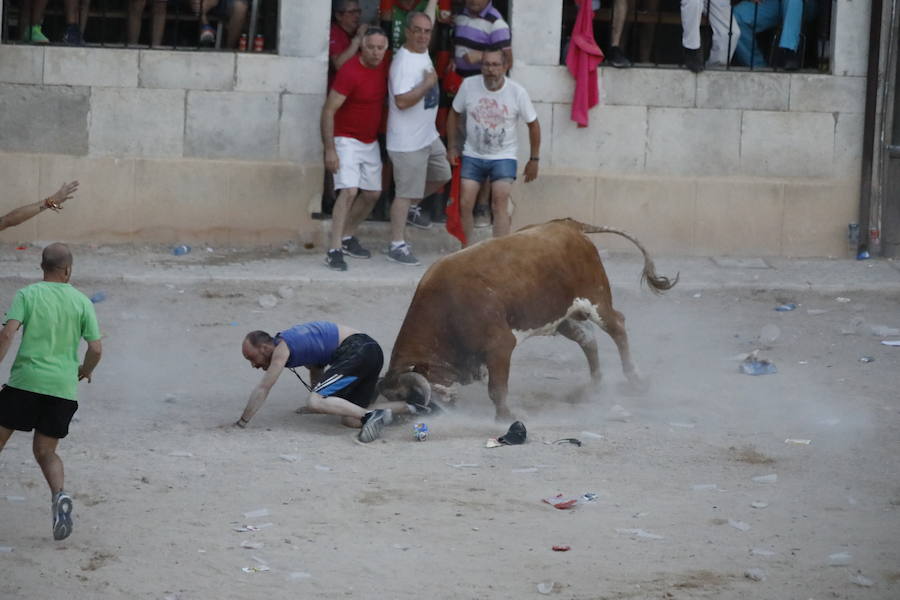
[377,370,432,407]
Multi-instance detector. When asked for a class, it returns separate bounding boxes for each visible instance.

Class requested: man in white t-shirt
[446,49,541,245]
[385,10,452,266]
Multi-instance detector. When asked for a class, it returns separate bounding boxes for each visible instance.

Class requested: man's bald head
[41,242,72,274]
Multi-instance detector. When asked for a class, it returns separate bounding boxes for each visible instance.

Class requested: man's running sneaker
[358,409,390,443]
[325,248,348,271]
[341,236,371,258]
[387,243,420,266]
[52,491,74,540]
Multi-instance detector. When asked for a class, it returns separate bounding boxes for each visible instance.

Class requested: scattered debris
[485,438,502,448]
[691,484,719,491]
[241,566,270,573]
[414,423,429,441]
[752,474,778,484]
[233,523,273,533]
[615,528,664,540]
[172,244,191,256]
[279,454,301,463]
[551,545,570,552]
[5,495,25,502]
[750,501,769,509]
[551,438,582,446]
[740,352,777,376]
[258,294,278,309]
[580,493,600,503]
[859,356,875,363]
[580,431,604,440]
[828,552,852,566]
[0,546,13,553]
[314,465,332,472]
[543,494,579,510]
[850,574,875,587]
[728,519,751,532]
[882,340,900,347]
[240,540,264,550]
[498,421,527,445]
[835,297,851,303]
[89,291,107,304]
[751,548,775,557]
[447,463,480,469]
[536,582,555,595]
[744,568,766,582]
[870,325,900,337]
[784,438,811,445]
[243,508,270,519]
[167,451,193,458]
[774,303,797,312]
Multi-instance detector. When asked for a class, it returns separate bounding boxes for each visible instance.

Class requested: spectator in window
[194,0,249,48]
[385,11,452,266]
[680,0,740,72]
[127,0,167,47]
[446,50,540,245]
[330,0,369,87]
[20,0,89,45]
[320,28,391,272]
[607,0,634,68]
[732,0,816,70]
[453,0,512,78]
[0,182,78,233]
[380,0,445,51]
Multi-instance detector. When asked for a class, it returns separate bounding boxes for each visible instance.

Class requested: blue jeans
[733,0,816,67]
[460,156,518,183]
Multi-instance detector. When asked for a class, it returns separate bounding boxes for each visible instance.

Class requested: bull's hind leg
[484,329,518,422]
[595,308,648,393]
[556,318,601,382]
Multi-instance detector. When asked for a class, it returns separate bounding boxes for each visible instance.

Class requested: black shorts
[0,385,78,439]
[313,334,384,408]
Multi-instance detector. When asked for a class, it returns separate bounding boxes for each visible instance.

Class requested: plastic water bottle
[414,423,428,441]
[172,244,191,256]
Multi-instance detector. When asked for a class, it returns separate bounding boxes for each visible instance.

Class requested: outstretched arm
[0,181,78,232]
[236,343,288,427]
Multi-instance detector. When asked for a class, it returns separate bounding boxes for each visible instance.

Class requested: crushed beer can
[413,423,429,441]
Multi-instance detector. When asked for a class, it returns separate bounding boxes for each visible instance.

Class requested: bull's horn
[398,371,431,407]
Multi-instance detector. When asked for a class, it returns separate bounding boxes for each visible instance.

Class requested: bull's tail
[577,222,679,294]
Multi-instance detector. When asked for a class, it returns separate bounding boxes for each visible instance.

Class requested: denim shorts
[460,156,517,183]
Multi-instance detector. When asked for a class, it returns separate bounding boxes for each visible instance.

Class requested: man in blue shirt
[236,321,409,442]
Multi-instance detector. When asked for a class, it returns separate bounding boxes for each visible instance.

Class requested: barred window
[1,0,278,51]
[561,0,832,73]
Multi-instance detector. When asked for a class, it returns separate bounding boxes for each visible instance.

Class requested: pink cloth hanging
[565,0,604,127]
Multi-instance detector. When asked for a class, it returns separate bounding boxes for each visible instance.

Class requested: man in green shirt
[0,243,102,541]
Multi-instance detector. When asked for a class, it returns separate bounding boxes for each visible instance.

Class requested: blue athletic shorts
[312,334,383,408]
[460,156,517,183]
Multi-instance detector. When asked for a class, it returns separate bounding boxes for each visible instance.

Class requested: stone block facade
[0,0,869,256]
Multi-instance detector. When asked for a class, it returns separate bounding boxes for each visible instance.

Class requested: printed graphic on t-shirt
[423,82,439,109]
[471,97,511,153]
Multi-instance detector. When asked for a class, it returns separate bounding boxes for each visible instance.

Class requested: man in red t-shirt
[320,27,390,272]
[329,0,369,88]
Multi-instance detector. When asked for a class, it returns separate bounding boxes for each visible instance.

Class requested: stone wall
[0,0,870,256]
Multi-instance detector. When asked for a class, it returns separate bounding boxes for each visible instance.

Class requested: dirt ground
[1,259,899,599]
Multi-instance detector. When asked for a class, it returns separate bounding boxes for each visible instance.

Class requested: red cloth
[332,56,389,144]
[565,0,603,127]
[328,22,353,89]
[445,165,466,246]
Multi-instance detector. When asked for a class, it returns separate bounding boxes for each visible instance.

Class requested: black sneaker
[407,205,432,230]
[341,236,371,259]
[607,46,632,68]
[325,249,348,271]
[774,48,801,71]
[63,24,84,46]
[683,46,704,73]
[473,205,492,229]
[52,491,74,540]
[386,243,420,266]
[358,409,388,443]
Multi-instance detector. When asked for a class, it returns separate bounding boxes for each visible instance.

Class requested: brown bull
[378,219,678,420]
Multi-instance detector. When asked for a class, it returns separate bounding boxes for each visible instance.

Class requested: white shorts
[333,137,382,192]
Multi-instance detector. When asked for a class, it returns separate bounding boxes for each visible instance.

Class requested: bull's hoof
[617,377,649,396]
